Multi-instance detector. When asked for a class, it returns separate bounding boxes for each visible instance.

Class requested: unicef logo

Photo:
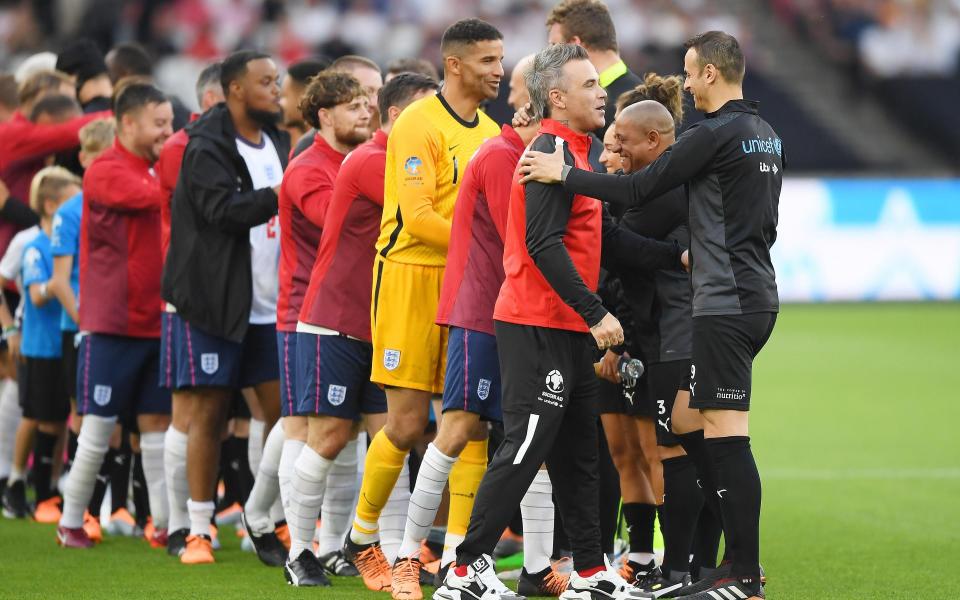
[404,156,423,175]
[545,370,564,393]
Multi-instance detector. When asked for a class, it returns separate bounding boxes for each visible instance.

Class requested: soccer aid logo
[404,156,423,175]
[545,370,564,393]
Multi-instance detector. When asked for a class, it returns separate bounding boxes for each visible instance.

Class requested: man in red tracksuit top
[57,82,173,549]
[393,56,595,597]
[0,73,110,261]
[438,44,683,600]
[264,70,371,580]
[274,71,369,421]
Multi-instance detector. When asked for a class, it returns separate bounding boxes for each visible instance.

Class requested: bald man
[607,100,702,597]
[614,101,676,173]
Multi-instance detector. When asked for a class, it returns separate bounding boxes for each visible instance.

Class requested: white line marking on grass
[763,467,960,480]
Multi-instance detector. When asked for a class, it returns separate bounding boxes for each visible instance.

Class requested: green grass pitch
[2,303,958,599]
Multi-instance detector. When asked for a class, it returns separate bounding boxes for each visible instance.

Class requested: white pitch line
[761,467,960,480]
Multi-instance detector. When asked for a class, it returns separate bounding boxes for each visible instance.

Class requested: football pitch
[1,303,958,600]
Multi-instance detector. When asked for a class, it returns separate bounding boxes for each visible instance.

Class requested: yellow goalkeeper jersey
[375,92,500,266]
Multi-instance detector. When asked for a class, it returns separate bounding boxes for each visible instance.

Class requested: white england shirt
[236,134,283,325]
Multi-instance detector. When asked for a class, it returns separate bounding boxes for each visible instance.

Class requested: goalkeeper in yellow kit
[342,18,504,594]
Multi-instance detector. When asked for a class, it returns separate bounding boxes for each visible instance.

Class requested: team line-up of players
[1,2,782,600]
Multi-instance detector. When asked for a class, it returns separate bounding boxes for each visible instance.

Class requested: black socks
[131,452,149,527]
[660,454,702,574]
[88,448,114,517]
[66,429,79,472]
[621,502,656,555]
[32,430,59,502]
[692,496,723,573]
[110,440,131,514]
[706,436,762,581]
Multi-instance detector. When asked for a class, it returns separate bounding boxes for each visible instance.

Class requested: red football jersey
[436,125,524,336]
[79,139,164,337]
[276,134,346,331]
[155,126,189,268]
[299,129,387,340]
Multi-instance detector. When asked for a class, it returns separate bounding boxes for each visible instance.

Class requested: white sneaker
[560,566,653,600]
[433,554,525,600]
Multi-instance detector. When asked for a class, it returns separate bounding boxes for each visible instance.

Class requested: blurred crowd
[772,0,960,78]
[0,0,744,110]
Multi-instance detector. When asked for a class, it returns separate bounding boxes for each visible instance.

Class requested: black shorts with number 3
[647,359,691,447]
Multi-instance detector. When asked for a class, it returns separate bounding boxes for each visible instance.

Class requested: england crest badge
[93,385,112,407]
[328,385,347,406]
[201,353,219,375]
[477,378,491,401]
[383,349,401,371]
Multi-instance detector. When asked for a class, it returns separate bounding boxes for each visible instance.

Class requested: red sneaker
[149,527,169,549]
[57,525,94,549]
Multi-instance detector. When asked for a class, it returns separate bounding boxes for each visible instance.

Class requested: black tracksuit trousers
[457,321,604,571]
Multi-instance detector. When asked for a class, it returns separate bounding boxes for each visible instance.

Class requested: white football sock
[139,431,167,529]
[318,439,359,556]
[0,378,21,480]
[164,426,190,532]
[187,498,215,537]
[441,532,463,568]
[521,469,554,573]
[269,496,285,525]
[248,418,265,475]
[379,456,411,564]
[629,552,656,565]
[244,421,282,533]
[397,443,456,560]
[60,415,115,528]
[278,438,305,514]
[288,445,332,559]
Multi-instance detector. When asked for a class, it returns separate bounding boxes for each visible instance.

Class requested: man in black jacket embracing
[520,31,781,600]
[162,50,289,565]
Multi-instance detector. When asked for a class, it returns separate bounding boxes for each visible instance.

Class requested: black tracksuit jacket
[161,104,289,343]
[564,99,782,318]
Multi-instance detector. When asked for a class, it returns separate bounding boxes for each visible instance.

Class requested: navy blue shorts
[277,331,297,417]
[158,312,180,390]
[295,332,386,418]
[76,334,171,418]
[175,321,280,390]
[441,327,502,422]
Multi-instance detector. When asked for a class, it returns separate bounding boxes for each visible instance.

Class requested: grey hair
[525,44,589,120]
[195,62,222,106]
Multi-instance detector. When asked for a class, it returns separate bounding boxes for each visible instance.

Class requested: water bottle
[618,356,644,388]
